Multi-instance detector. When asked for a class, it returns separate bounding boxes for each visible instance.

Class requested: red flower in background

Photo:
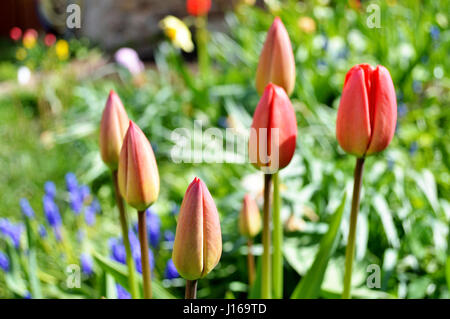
[44,33,57,47]
[186,0,211,16]
[336,64,397,157]
[9,27,22,41]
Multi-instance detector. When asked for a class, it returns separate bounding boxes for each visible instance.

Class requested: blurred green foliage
[0,0,449,298]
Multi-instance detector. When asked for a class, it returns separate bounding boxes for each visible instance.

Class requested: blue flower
[20,198,35,219]
[24,292,32,299]
[44,181,57,199]
[79,185,91,202]
[164,230,175,243]
[84,204,96,226]
[134,248,154,274]
[81,253,94,276]
[164,259,179,280]
[0,251,10,272]
[91,199,101,213]
[69,191,83,215]
[43,195,61,228]
[133,208,161,248]
[116,284,131,299]
[430,25,440,41]
[0,219,23,249]
[398,102,407,118]
[65,173,78,193]
[110,237,127,265]
[38,224,47,238]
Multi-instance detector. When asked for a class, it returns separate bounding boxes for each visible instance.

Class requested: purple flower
[91,199,101,213]
[0,219,23,249]
[164,258,179,279]
[38,224,47,238]
[133,208,161,248]
[43,195,61,228]
[114,48,144,75]
[81,253,94,276]
[79,185,90,202]
[0,251,10,272]
[116,284,131,299]
[110,238,126,264]
[20,198,35,219]
[24,292,32,299]
[84,204,96,226]
[164,230,175,243]
[69,191,83,215]
[65,173,78,193]
[44,181,57,199]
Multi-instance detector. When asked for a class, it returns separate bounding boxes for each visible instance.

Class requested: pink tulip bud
[99,90,129,170]
[239,194,262,238]
[172,178,222,280]
[118,121,160,210]
[249,83,297,173]
[255,17,296,96]
[336,64,397,157]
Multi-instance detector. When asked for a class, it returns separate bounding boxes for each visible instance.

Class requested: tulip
[118,121,160,211]
[256,17,296,96]
[9,27,22,42]
[172,177,222,298]
[336,64,397,158]
[186,0,211,16]
[239,194,261,286]
[337,64,397,299]
[239,194,261,238]
[249,83,297,174]
[100,90,129,170]
[118,121,159,299]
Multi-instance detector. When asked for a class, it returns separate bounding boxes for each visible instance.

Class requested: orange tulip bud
[256,17,296,96]
[99,90,129,170]
[172,177,222,280]
[239,194,262,238]
[336,64,397,157]
[249,83,297,173]
[118,121,160,210]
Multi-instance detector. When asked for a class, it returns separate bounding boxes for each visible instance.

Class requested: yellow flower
[55,39,69,61]
[159,16,194,53]
[298,17,316,34]
[16,48,27,61]
[23,34,36,49]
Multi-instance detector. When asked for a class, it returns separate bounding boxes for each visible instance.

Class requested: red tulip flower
[172,177,222,280]
[186,0,211,16]
[99,90,129,170]
[9,27,22,41]
[336,64,397,157]
[44,33,57,47]
[256,17,296,96]
[249,83,297,173]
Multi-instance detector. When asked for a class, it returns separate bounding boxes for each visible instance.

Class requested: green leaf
[248,256,262,299]
[93,252,176,299]
[291,192,347,299]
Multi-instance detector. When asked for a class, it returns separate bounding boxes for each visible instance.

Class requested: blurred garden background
[0,0,449,299]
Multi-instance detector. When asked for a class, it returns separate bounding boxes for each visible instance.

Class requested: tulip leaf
[93,252,175,299]
[290,192,347,299]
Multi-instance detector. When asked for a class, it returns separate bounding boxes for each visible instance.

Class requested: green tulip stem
[272,172,283,298]
[195,15,209,79]
[112,171,139,299]
[138,209,153,299]
[262,173,273,299]
[342,157,365,299]
[247,238,256,287]
[185,280,198,299]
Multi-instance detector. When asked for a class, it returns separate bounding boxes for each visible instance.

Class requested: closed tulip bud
[256,17,296,96]
[249,83,297,173]
[186,0,211,16]
[239,194,262,238]
[118,121,159,210]
[100,90,129,170]
[172,178,222,280]
[336,64,397,157]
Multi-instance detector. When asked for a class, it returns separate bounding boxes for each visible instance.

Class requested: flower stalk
[185,280,198,299]
[262,173,272,299]
[112,170,138,299]
[247,239,256,286]
[272,172,282,298]
[342,157,365,299]
[138,209,152,299]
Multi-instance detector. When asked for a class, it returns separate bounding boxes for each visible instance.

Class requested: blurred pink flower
[44,33,57,47]
[114,48,145,76]
[9,27,22,41]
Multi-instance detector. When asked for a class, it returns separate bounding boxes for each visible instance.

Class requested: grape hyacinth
[44,181,57,199]
[38,224,47,239]
[81,253,94,276]
[0,219,23,249]
[42,195,62,241]
[116,284,131,299]
[20,198,35,219]
[164,258,179,280]
[0,251,10,272]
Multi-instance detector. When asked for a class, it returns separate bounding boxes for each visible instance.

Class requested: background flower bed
[0,0,449,298]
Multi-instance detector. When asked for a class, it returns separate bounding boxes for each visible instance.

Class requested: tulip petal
[336,67,371,157]
[366,66,397,155]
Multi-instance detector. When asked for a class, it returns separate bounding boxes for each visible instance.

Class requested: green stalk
[342,157,365,299]
[195,15,209,79]
[272,172,283,298]
[138,209,152,299]
[185,280,198,299]
[112,171,138,299]
[262,174,273,299]
[247,238,256,287]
